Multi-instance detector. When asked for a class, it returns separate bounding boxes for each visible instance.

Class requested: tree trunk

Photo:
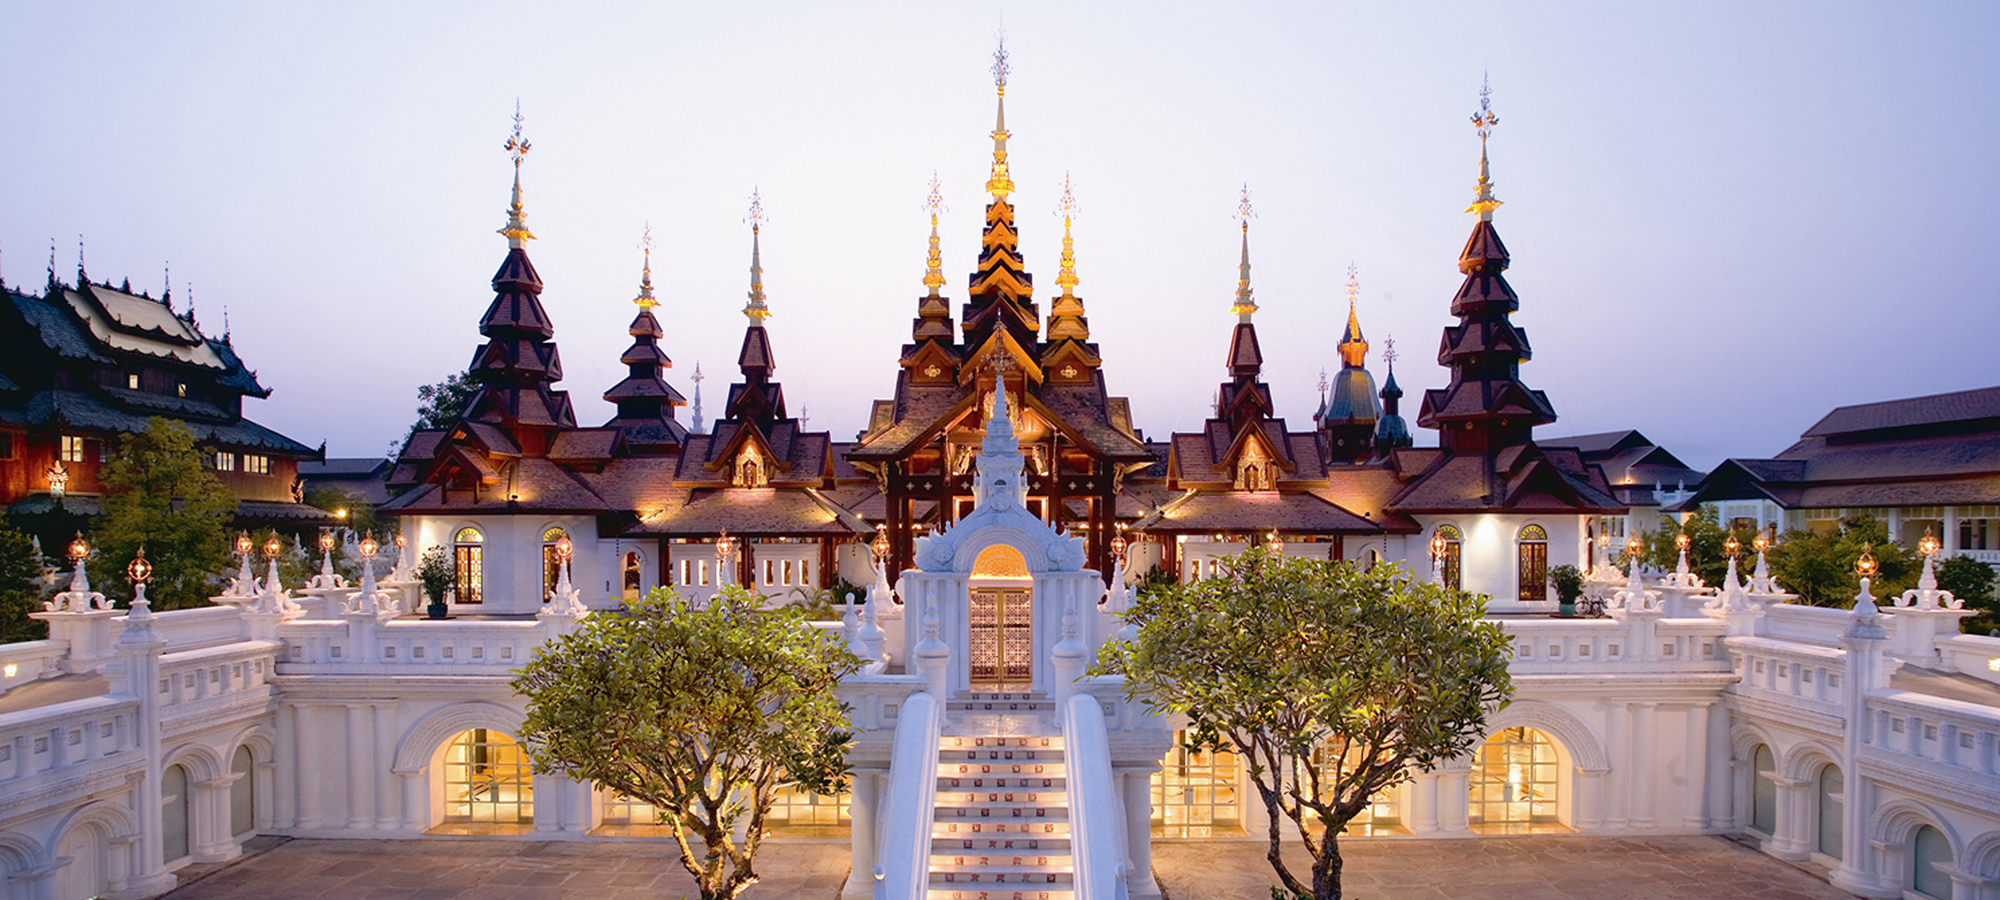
[1315,831,1343,900]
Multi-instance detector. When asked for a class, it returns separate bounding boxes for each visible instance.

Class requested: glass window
[1435,525,1462,590]
[1310,739,1401,836]
[1817,764,1843,859]
[1152,730,1240,837]
[127,373,140,390]
[699,559,709,587]
[623,552,643,601]
[1912,824,1954,899]
[213,451,236,471]
[600,793,661,828]
[769,782,850,836]
[541,527,568,598]
[454,528,483,604]
[442,729,532,825]
[1752,745,1776,834]
[61,435,86,463]
[1517,525,1548,603]
[782,559,794,586]
[764,559,775,586]
[1468,727,1563,834]
[680,559,692,587]
[162,763,190,862]
[242,454,270,475]
[231,745,255,837]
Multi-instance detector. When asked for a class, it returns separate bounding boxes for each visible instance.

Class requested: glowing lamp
[335,508,348,519]
[263,536,282,559]
[1754,534,1769,554]
[126,547,152,585]
[358,535,379,559]
[236,532,253,556]
[68,532,88,563]
[1266,531,1283,554]
[1919,528,1940,559]
[1855,543,1878,579]
[555,535,573,562]
[319,531,335,552]
[1111,528,1128,563]
[46,463,68,498]
[1724,536,1741,558]
[1675,532,1690,551]
[1627,537,1643,558]
[1430,530,1447,561]
[870,525,890,562]
[394,532,406,550]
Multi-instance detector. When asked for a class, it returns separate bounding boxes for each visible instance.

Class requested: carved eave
[1217,420,1296,478]
[705,419,780,474]
[1040,339,1102,381]
[899,340,962,383]
[959,331,1045,386]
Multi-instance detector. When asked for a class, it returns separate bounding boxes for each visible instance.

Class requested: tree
[393,369,477,457]
[1633,506,1763,587]
[1090,550,1514,900]
[94,418,236,610]
[1938,556,1999,634]
[511,587,863,900]
[0,516,48,643]
[303,486,380,537]
[1767,516,1917,606]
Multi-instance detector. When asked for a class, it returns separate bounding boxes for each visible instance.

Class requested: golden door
[968,588,1034,684]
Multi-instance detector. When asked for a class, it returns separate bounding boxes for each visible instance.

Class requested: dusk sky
[3,3,1995,472]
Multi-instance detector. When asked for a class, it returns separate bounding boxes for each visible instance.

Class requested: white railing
[0,640,68,694]
[872,690,942,900]
[1499,617,1731,674]
[146,605,254,650]
[1726,636,1848,718]
[1962,549,2000,565]
[1064,691,1126,900]
[158,641,280,718]
[1936,633,2000,686]
[835,674,931,735]
[276,618,553,673]
[1862,690,2000,779]
[0,694,142,785]
[1759,604,1861,647]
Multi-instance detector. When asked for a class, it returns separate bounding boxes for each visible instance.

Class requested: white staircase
[929,691,1072,900]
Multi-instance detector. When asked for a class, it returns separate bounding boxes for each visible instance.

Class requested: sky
[3,2,1996,472]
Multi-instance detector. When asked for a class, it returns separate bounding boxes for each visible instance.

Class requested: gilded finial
[1054,173,1080,297]
[922,173,947,296]
[633,224,657,308]
[1339,263,1367,368]
[743,189,770,322]
[985,37,1015,199]
[499,101,536,248]
[1466,75,1503,222]
[1231,184,1257,322]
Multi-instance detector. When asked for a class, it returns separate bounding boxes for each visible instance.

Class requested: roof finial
[1466,74,1503,222]
[634,223,657,308]
[47,239,56,288]
[1054,172,1080,297]
[985,37,1015,199]
[499,100,536,248]
[922,173,947,296]
[162,260,171,307]
[77,235,87,283]
[690,362,706,434]
[1382,334,1398,371]
[1339,263,1368,368]
[743,189,770,323]
[1232,184,1257,322]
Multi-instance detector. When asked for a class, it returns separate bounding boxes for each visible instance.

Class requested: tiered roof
[602,234,690,452]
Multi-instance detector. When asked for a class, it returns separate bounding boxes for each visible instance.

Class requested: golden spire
[984,38,1015,199]
[634,224,657,308]
[1231,184,1257,322]
[743,189,770,323]
[1054,173,1080,296]
[498,100,536,248]
[1465,75,1503,222]
[922,173,947,296]
[1339,263,1368,368]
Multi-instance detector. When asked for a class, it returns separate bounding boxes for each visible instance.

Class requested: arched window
[622,551,643,601]
[1816,764,1843,859]
[1151,729,1240,837]
[1751,745,1776,834]
[1362,548,1381,573]
[162,763,190,862]
[230,745,255,837]
[442,729,533,825]
[453,527,483,604]
[541,527,568,598]
[1912,824,1954,899]
[1435,525,1462,591]
[1517,524,1548,603]
[1468,727,1561,833]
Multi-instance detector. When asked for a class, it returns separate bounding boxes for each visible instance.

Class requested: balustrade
[0,695,141,784]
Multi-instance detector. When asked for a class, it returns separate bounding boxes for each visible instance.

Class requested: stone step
[938,774,1065,791]
[931,836,1070,854]
[937,761,1067,779]
[930,869,1075,886]
[927,888,1073,900]
[941,736,1065,751]
[930,860,1071,876]
[932,819,1072,838]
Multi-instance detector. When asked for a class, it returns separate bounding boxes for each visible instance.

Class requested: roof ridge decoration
[922,173,947,296]
[634,223,658,309]
[986,37,1014,199]
[1339,263,1367,368]
[743,189,770,323]
[1043,173,1094,355]
[1232,184,1257,322]
[1466,74,1503,222]
[499,100,535,248]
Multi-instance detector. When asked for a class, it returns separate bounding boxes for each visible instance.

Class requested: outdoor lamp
[1111,528,1128,563]
[68,532,88,563]
[1725,536,1741,558]
[126,546,152,585]
[1754,534,1769,555]
[358,535,379,560]
[1855,543,1879,579]
[264,536,282,559]
[319,531,335,552]
[46,463,67,498]
[555,534,573,562]
[1430,530,1447,562]
[1676,532,1690,552]
[1627,537,1642,558]
[1266,531,1283,554]
[870,525,889,563]
[237,532,253,557]
[1919,528,1940,559]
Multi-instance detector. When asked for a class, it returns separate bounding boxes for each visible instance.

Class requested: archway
[1751,744,1777,835]
[52,821,108,900]
[230,745,256,838]
[162,763,190,863]
[968,544,1032,686]
[437,729,534,829]
[1468,727,1564,834]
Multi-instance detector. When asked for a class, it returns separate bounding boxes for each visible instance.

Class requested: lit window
[1152,729,1240,837]
[176,383,187,398]
[698,559,709,587]
[454,527,483,604]
[61,435,86,463]
[622,552,642,601]
[214,451,236,471]
[1468,727,1563,834]
[1435,525,1463,590]
[764,559,775,586]
[541,527,568,598]
[680,559,692,587]
[442,729,532,825]
[782,559,794,586]
[800,559,811,586]
[127,373,140,390]
[1517,524,1548,603]
[242,454,270,475]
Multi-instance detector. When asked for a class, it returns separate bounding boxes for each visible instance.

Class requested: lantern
[1110,527,1128,563]
[46,463,68,498]
[394,532,407,550]
[319,531,335,552]
[358,535,379,560]
[236,532,253,556]
[1266,531,1283,555]
[1675,532,1690,552]
[1724,536,1741,558]
[1754,534,1769,555]
[555,534,573,562]
[870,525,890,563]
[126,546,152,585]
[1430,530,1447,562]
[68,532,88,563]
[1919,527,1940,559]
[264,536,282,559]
[1855,543,1879,579]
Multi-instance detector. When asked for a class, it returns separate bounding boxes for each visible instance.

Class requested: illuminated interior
[1468,726,1564,834]
[442,729,532,826]
[1152,731,1240,837]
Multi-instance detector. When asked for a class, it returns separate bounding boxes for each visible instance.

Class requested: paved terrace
[161,834,1861,899]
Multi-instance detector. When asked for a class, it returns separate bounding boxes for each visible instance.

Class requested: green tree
[1938,555,1999,634]
[0,517,48,643]
[1633,506,1764,587]
[1767,516,1917,606]
[303,486,380,537]
[393,369,477,457]
[1089,550,1514,900]
[94,418,235,610]
[511,587,863,900]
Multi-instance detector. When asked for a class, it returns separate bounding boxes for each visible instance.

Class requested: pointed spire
[76,235,87,284]
[46,239,57,290]
[161,260,171,308]
[1232,185,1257,322]
[1054,174,1080,296]
[985,38,1014,199]
[922,173,947,296]
[743,190,770,323]
[1338,263,1368,368]
[634,223,657,308]
[499,101,536,248]
[690,362,706,434]
[1466,75,1503,222]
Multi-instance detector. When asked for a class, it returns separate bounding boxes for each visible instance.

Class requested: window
[1816,764,1843,859]
[213,451,236,472]
[1311,739,1400,836]
[768,783,850,836]
[163,763,190,862]
[127,373,140,390]
[782,559,794,586]
[1435,525,1462,590]
[176,383,187,398]
[442,729,532,825]
[1517,524,1548,603]
[764,559,776,586]
[242,454,270,475]
[1751,745,1776,834]
[231,745,255,837]
[0,432,14,460]
[1468,727,1562,834]
[541,527,568,598]
[1152,730,1240,837]
[680,559,692,587]
[61,435,86,463]
[1912,824,1953,899]
[600,793,661,829]
[453,527,484,604]
[623,552,643,601]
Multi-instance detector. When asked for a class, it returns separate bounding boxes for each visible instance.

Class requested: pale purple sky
[4,3,1995,471]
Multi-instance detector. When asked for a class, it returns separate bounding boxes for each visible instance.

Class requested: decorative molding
[1481,699,1609,771]
[391,701,526,773]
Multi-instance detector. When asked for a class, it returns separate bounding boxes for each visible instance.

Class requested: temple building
[2,54,1998,900]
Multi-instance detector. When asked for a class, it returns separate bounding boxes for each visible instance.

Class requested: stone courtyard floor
[160,833,1860,899]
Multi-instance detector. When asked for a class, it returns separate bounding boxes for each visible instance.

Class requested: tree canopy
[393,369,477,458]
[1767,515,1917,605]
[94,417,235,609]
[511,587,863,900]
[0,516,48,643]
[1089,550,1513,900]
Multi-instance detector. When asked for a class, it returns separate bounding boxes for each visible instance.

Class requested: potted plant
[416,547,453,619]
[1550,564,1584,617]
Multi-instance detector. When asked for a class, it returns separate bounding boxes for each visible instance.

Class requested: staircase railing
[872,689,944,900]
[1063,692,1129,900]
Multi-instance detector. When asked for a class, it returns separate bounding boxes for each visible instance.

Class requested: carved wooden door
[969,588,1033,684]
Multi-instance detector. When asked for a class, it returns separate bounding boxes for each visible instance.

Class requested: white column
[396,770,427,833]
[1682,702,1710,830]
[1631,702,1657,830]
[1944,507,1961,556]
[294,704,321,830]
[1411,772,1439,833]
[1604,701,1629,829]
[273,703,297,829]
[345,704,372,830]
[1437,767,1470,834]
[374,706,399,830]
[1704,700,1732,831]
[1121,767,1160,898]
[1768,775,1810,859]
[843,771,879,900]
[1573,768,1608,831]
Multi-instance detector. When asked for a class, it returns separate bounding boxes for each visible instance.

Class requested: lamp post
[714,533,736,594]
[1919,527,1940,561]
[126,546,153,611]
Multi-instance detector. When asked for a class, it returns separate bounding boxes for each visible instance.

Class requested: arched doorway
[622,551,644,601]
[230,746,255,838]
[1816,763,1843,859]
[440,729,533,828]
[53,823,106,900]
[1468,727,1563,834]
[1912,824,1954,899]
[1516,525,1548,603]
[1434,525,1462,590]
[968,544,1032,686]
[1751,744,1777,835]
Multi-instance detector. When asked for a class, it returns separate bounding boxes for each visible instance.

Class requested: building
[2,58,1999,900]
[0,268,330,540]
[1678,386,2000,563]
